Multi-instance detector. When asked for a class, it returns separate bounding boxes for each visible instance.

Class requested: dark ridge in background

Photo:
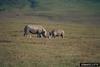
[0,0,100,24]
[0,0,100,11]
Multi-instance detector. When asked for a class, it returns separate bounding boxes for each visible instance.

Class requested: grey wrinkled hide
[50,29,64,38]
[24,25,47,38]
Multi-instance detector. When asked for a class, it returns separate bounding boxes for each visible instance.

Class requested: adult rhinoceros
[24,24,47,38]
[49,29,64,38]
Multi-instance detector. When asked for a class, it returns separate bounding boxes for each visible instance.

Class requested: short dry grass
[0,17,100,67]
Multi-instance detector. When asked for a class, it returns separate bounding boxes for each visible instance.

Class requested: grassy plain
[0,16,100,67]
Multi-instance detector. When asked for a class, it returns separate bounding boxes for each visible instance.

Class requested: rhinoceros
[24,24,47,38]
[49,29,64,38]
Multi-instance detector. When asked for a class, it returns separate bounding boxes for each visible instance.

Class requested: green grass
[0,17,100,67]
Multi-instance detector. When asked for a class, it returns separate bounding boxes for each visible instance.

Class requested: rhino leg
[37,33,42,38]
[61,34,63,38]
[53,35,56,38]
[29,35,32,38]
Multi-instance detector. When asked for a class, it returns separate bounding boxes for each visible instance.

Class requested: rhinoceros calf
[24,24,47,38]
[50,29,64,38]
